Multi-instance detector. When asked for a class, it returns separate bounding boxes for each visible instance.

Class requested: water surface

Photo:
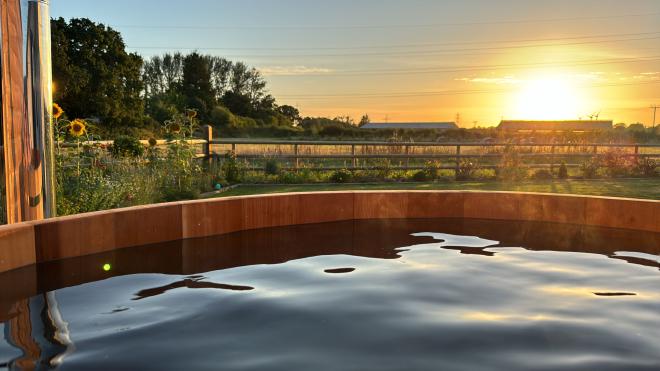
[1,219,659,370]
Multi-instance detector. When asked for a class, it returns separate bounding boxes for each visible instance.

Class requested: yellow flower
[53,103,64,120]
[69,119,87,137]
[186,109,198,119]
[169,123,182,134]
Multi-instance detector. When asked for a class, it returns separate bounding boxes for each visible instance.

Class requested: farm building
[361,122,458,130]
[498,120,613,132]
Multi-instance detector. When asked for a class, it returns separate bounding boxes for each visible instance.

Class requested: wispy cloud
[457,71,659,85]
[455,76,521,85]
[259,66,334,76]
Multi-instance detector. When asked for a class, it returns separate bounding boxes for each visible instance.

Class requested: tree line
[51,17,303,138]
[50,17,658,143]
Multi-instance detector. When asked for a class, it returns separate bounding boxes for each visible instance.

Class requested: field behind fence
[209,138,660,173]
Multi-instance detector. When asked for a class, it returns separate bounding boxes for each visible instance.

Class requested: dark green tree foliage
[51,18,144,129]
[182,52,217,116]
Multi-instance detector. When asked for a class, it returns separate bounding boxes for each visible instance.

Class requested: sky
[51,0,660,127]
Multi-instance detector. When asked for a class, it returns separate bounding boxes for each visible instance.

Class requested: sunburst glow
[511,75,590,120]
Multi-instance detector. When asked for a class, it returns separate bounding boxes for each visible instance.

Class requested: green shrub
[532,169,554,180]
[497,146,527,181]
[412,170,430,182]
[601,149,636,178]
[264,159,282,175]
[330,169,353,183]
[373,159,393,179]
[110,135,144,158]
[222,151,242,183]
[636,158,658,177]
[276,171,297,184]
[558,162,569,179]
[456,160,479,181]
[581,158,600,179]
[423,161,442,180]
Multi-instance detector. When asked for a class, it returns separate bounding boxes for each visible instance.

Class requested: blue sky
[51,0,660,125]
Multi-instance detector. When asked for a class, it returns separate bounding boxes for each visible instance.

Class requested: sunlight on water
[0,219,658,370]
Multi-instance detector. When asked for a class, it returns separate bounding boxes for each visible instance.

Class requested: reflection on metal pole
[0,0,55,223]
[4,293,74,369]
[26,0,55,219]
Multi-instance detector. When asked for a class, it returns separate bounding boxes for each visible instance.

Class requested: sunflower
[186,109,198,119]
[148,138,158,147]
[169,123,182,134]
[53,103,64,120]
[69,119,87,137]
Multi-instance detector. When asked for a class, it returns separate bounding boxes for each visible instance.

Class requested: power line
[113,11,660,30]
[130,31,660,51]
[651,105,659,128]
[275,80,660,100]
[263,56,660,77]
[128,35,660,58]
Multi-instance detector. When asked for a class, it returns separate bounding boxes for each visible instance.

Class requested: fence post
[550,145,556,173]
[405,145,410,169]
[455,145,461,177]
[352,145,357,169]
[294,144,299,170]
[202,125,213,162]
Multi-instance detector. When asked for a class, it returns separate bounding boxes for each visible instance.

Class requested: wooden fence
[208,135,660,173]
[2,125,659,174]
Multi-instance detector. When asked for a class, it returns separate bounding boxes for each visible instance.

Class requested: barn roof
[361,122,458,130]
[498,120,613,131]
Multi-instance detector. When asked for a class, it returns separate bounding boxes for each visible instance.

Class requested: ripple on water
[0,219,658,371]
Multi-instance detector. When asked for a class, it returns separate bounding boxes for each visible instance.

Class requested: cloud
[457,71,659,84]
[259,66,334,76]
[455,76,521,85]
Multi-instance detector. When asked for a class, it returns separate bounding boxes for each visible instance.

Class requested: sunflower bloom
[148,138,158,147]
[69,119,87,137]
[53,103,64,119]
[169,123,182,134]
[186,109,198,119]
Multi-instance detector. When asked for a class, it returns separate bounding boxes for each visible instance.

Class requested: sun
[511,75,588,120]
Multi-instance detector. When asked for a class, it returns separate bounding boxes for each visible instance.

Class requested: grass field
[212,178,660,200]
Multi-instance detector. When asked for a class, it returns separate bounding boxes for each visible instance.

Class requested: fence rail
[2,128,659,174]
[207,136,660,173]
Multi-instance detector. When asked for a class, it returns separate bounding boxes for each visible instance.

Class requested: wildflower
[69,119,87,137]
[53,103,64,119]
[148,138,158,147]
[186,109,198,119]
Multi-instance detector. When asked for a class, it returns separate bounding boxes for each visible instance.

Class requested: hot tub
[0,192,658,370]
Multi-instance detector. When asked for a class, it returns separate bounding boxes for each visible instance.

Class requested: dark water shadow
[133,277,254,301]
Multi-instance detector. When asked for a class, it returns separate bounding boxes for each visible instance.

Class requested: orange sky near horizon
[52,0,660,127]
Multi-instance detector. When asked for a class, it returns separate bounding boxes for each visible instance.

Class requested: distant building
[361,122,458,130]
[498,120,613,132]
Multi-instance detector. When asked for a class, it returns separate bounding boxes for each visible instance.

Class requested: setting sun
[511,75,590,120]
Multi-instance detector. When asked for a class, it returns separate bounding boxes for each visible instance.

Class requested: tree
[278,105,301,125]
[51,18,144,128]
[181,52,216,116]
[359,114,371,127]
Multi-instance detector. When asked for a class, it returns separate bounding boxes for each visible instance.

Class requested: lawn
[212,178,660,200]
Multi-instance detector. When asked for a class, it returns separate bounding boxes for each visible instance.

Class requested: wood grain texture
[0,191,657,274]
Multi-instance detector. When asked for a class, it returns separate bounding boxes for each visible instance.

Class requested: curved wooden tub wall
[0,191,658,274]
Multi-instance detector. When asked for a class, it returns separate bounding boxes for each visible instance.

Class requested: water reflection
[133,276,254,301]
[2,294,73,370]
[0,218,658,370]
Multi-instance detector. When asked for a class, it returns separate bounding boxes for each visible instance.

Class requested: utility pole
[651,105,659,129]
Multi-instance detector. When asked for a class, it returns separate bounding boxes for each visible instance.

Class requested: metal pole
[0,0,55,223]
[27,0,55,218]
